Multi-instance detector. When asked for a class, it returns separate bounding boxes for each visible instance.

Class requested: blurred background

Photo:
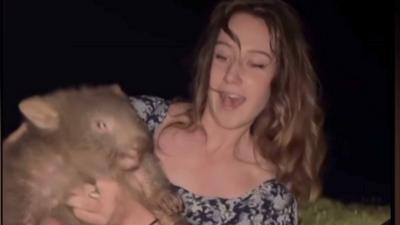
[3,0,393,206]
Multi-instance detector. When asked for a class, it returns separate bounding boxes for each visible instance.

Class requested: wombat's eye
[96,120,108,131]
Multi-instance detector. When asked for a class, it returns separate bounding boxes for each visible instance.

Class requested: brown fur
[3,85,186,225]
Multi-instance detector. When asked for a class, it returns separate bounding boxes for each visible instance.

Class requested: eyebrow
[248,50,272,59]
[216,40,234,49]
[216,40,272,59]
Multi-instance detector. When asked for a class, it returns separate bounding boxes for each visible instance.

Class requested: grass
[299,197,390,225]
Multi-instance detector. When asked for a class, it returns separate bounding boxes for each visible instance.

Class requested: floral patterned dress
[130,96,298,225]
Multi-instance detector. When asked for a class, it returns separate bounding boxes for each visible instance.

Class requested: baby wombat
[3,85,185,225]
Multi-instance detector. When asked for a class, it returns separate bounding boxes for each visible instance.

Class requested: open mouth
[218,91,246,109]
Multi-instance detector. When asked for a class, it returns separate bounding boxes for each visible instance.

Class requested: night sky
[3,0,394,205]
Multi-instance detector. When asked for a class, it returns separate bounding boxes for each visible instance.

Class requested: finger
[83,183,100,199]
[160,198,174,215]
[70,183,97,196]
[177,196,184,212]
[95,177,119,197]
[89,191,100,199]
[163,194,175,213]
[66,195,101,212]
[164,193,179,213]
[166,195,182,214]
[72,208,106,225]
[172,196,183,212]
[84,183,97,193]
[95,177,114,190]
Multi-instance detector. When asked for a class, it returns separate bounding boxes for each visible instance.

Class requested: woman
[61,0,325,224]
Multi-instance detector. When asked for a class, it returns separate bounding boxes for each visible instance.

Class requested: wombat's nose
[131,142,141,150]
[131,137,151,151]
[117,147,141,170]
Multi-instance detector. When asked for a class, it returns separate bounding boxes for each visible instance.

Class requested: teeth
[227,94,240,99]
[222,92,242,99]
[218,91,246,110]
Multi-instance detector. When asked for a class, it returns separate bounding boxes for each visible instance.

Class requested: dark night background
[3,0,394,205]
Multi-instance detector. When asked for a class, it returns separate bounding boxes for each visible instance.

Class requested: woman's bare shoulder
[153,102,205,158]
[167,102,191,116]
[154,102,190,156]
[154,102,190,137]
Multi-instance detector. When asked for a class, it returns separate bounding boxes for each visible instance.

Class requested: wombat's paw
[156,190,184,215]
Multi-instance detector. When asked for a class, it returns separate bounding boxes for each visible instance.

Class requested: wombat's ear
[18,96,59,130]
[109,84,127,97]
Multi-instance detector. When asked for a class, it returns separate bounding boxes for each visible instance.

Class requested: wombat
[3,84,185,225]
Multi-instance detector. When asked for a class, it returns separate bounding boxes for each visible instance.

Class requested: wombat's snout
[131,136,151,151]
[117,149,140,170]
[117,137,151,170]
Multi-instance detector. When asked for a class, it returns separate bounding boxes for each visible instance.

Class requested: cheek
[209,61,226,87]
[247,73,274,107]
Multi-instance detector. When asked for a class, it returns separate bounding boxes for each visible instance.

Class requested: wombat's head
[18,84,151,170]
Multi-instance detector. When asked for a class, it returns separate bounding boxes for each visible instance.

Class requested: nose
[131,136,152,152]
[223,58,242,84]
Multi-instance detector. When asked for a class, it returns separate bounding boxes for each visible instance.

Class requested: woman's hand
[66,177,157,225]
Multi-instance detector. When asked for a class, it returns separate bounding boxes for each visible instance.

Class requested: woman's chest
[159,149,274,199]
[155,128,276,198]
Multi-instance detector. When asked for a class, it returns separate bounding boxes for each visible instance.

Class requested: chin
[206,99,253,130]
[213,114,252,130]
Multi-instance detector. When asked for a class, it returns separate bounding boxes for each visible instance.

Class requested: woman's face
[206,12,276,129]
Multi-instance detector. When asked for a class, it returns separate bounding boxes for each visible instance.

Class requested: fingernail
[88,191,100,199]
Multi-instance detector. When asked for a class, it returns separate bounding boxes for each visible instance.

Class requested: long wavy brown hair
[166,0,326,204]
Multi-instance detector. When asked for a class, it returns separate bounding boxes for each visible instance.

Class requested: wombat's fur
[3,85,185,225]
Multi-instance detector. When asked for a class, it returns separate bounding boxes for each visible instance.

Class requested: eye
[250,63,266,69]
[91,116,114,133]
[95,120,108,131]
[215,53,228,62]
[247,58,267,70]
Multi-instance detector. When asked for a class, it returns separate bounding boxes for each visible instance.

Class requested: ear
[109,84,127,97]
[18,96,59,130]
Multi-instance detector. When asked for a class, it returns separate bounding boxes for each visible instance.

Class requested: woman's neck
[200,109,254,157]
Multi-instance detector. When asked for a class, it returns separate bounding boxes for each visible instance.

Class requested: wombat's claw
[157,191,184,215]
